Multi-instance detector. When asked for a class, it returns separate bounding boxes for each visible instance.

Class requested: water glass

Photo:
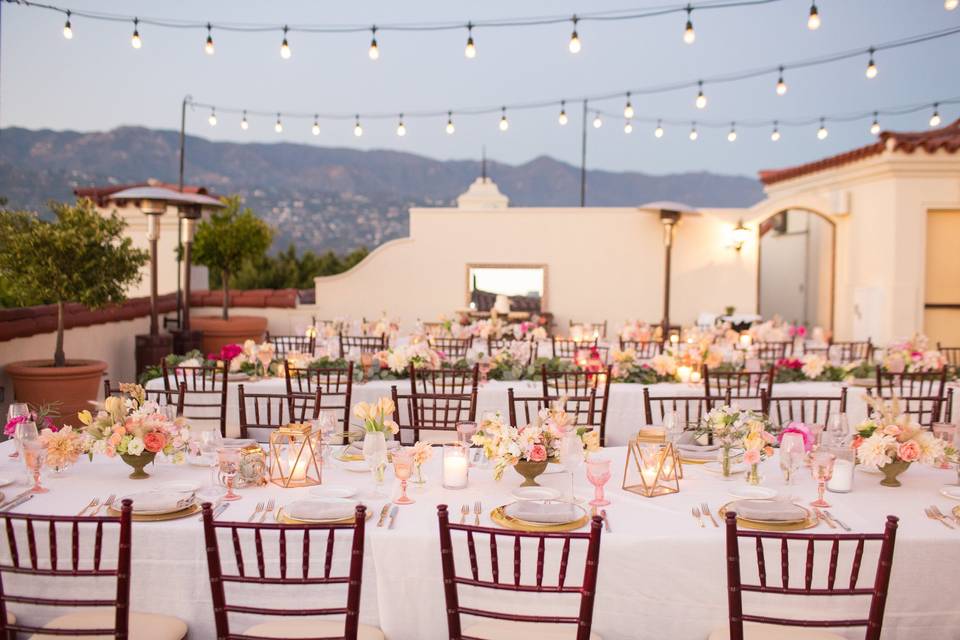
[809,451,836,508]
[217,447,242,501]
[663,410,683,445]
[392,448,415,505]
[825,413,850,447]
[586,457,612,507]
[6,403,29,458]
[779,433,805,485]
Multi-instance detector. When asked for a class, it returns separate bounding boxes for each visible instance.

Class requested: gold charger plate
[490,506,589,533]
[718,501,817,532]
[108,503,201,522]
[680,457,710,465]
[276,507,373,525]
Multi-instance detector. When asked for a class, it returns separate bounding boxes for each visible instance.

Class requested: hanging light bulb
[568,16,581,53]
[947,0,959,10]
[208,108,217,127]
[446,111,456,134]
[368,27,380,60]
[131,18,142,49]
[776,67,788,96]
[727,123,737,142]
[865,48,878,79]
[464,23,477,59]
[240,110,249,130]
[817,118,828,140]
[499,107,509,131]
[807,2,821,30]
[63,10,73,39]
[396,114,407,137]
[275,113,283,133]
[624,121,633,134]
[280,26,291,59]
[312,116,320,136]
[593,113,603,128]
[683,5,696,44]
[689,123,698,141]
[205,23,215,55]
[870,112,881,136]
[695,81,707,109]
[354,115,364,137]
[771,122,781,142]
[654,119,664,138]
[558,101,568,126]
[623,93,634,119]
[929,103,942,127]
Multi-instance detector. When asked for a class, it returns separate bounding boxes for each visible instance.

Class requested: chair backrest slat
[618,338,663,358]
[265,332,316,358]
[161,362,228,436]
[551,337,598,360]
[410,363,479,395]
[642,389,731,427]
[428,336,475,360]
[391,386,477,445]
[339,333,387,358]
[238,385,322,442]
[540,366,611,444]
[764,389,848,431]
[874,369,946,398]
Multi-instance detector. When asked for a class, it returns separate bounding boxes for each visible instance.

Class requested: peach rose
[897,440,920,463]
[143,431,167,453]
[883,425,902,438]
[529,444,547,462]
[743,449,761,465]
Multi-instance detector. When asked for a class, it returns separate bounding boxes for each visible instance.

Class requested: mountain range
[0,126,765,253]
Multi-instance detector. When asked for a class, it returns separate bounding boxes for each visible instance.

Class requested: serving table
[1,441,958,639]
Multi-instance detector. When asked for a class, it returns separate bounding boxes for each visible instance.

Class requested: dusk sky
[2,0,958,178]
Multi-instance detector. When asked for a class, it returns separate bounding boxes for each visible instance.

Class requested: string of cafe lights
[16,0,960,57]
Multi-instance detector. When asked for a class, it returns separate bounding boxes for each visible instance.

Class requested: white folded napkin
[286,498,358,522]
[124,491,195,514]
[729,499,807,523]
[504,501,578,524]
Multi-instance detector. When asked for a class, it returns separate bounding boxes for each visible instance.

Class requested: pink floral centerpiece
[881,335,946,373]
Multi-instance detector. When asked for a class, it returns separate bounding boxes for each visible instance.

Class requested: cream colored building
[315,120,960,344]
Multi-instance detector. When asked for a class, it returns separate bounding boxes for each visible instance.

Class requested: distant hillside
[0,126,764,253]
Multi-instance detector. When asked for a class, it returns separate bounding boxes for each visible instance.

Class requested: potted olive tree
[0,199,147,422]
[191,196,273,354]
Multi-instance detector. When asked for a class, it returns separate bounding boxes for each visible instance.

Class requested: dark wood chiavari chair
[161,361,229,436]
[713,512,899,640]
[937,342,960,374]
[285,361,354,443]
[541,365,612,445]
[264,331,317,358]
[943,388,954,423]
[642,388,731,427]
[618,338,663,359]
[428,335,475,360]
[873,369,947,398]
[762,388,848,432]
[569,320,607,339]
[550,337,598,361]
[201,503,383,640]
[436,504,603,640]
[892,395,947,429]
[507,388,598,431]
[704,366,775,413]
[815,339,874,364]
[338,333,387,359]
[104,379,186,415]
[410,363,479,395]
[237,384,322,442]
[752,341,793,364]
[0,499,188,639]
[486,338,536,367]
[391,385,477,445]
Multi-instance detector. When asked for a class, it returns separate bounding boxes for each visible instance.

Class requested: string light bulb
[354,115,363,137]
[446,111,456,134]
[929,103,942,127]
[771,122,781,142]
[63,10,73,39]
[558,101,568,125]
[275,113,283,133]
[568,17,581,53]
[807,2,821,30]
[947,0,959,10]
[870,113,880,136]
[593,113,603,128]
[208,108,217,127]
[776,67,788,96]
[654,120,664,138]
[240,111,249,130]
[280,26,291,59]
[727,123,737,142]
[689,122,698,141]
[499,107,509,131]
[865,48,878,79]
[205,23,215,55]
[817,118,828,140]
[695,81,707,109]
[464,24,477,59]
[623,93,634,119]
[131,18,142,49]
[396,114,407,137]
[312,116,320,136]
[624,121,633,134]
[369,27,379,60]
[683,5,695,44]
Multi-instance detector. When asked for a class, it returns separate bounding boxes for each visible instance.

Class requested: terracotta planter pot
[5,359,107,427]
[191,315,267,355]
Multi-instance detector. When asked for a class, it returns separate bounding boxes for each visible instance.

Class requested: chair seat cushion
[708,622,845,640]
[464,620,601,640]
[30,611,187,640]
[243,619,385,639]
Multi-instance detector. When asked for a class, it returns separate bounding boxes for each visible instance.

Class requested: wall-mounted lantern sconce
[730,219,751,252]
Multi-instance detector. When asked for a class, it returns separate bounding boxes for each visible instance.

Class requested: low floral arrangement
[4,403,58,438]
[39,426,84,471]
[747,319,793,343]
[376,342,443,376]
[411,440,433,482]
[77,384,192,463]
[774,355,848,383]
[696,405,773,476]
[881,335,946,373]
[619,320,657,342]
[361,315,400,339]
[610,349,675,383]
[487,341,536,380]
[353,397,400,435]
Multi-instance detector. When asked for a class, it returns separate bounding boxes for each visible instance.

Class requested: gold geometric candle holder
[622,440,681,497]
[268,423,322,488]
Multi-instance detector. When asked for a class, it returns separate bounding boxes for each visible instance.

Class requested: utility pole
[579,100,588,207]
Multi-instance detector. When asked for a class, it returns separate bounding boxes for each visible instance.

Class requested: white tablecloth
[1,441,958,639]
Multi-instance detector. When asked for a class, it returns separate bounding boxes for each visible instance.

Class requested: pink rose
[143,432,167,453]
[796,326,807,337]
[897,440,920,463]
[529,444,547,462]
[4,415,27,438]
[743,449,761,465]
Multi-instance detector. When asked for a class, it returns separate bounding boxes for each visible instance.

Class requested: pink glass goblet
[809,450,836,508]
[218,447,242,501]
[392,449,415,505]
[23,440,49,494]
[586,458,612,507]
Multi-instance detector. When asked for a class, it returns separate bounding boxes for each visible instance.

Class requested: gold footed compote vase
[120,451,157,480]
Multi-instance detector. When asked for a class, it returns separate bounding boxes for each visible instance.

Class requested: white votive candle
[443,443,469,489]
[827,458,854,493]
[677,365,692,383]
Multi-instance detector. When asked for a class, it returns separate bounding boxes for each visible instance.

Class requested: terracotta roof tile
[759,118,960,185]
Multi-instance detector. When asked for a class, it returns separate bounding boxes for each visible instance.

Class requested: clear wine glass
[560,430,586,502]
[779,433,805,485]
[217,447,242,501]
[663,410,683,446]
[6,403,29,458]
[809,450,836,508]
[825,413,849,447]
[198,429,225,496]
[586,457,611,507]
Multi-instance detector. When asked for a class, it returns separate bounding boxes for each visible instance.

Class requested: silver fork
[248,501,264,523]
[700,502,719,528]
[925,507,955,529]
[692,506,704,528]
[92,494,116,517]
[931,505,957,526]
[77,498,98,517]
[460,504,470,525]
[260,498,276,523]
[473,501,482,526]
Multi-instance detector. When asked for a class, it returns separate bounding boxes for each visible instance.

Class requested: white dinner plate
[512,486,562,502]
[728,485,777,499]
[503,501,585,526]
[337,459,370,473]
[702,461,747,476]
[309,485,357,499]
[0,477,15,489]
[122,491,196,515]
[286,498,358,523]
[158,482,200,495]
[939,485,960,501]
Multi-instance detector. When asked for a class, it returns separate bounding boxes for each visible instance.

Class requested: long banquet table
[1,440,958,639]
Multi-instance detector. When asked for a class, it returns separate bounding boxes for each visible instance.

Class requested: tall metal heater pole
[580,100,588,207]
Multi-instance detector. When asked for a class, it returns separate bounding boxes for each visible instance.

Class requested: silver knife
[388,505,399,529]
[600,509,611,533]
[3,494,34,512]
[213,503,230,520]
[0,489,33,512]
[825,511,852,532]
